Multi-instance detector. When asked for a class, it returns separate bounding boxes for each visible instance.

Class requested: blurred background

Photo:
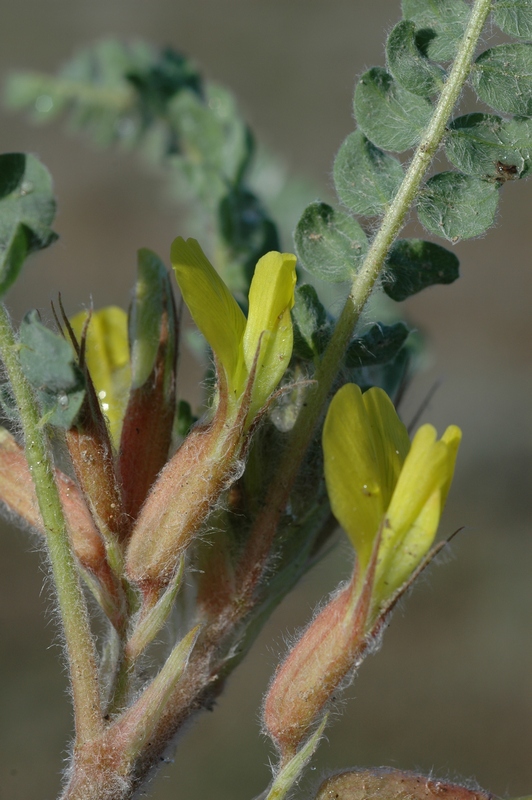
[1,1,531,798]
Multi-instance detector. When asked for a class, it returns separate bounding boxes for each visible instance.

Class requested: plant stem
[0,304,103,744]
[238,0,492,591]
[10,72,135,112]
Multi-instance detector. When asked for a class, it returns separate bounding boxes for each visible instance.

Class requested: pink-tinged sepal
[118,249,179,526]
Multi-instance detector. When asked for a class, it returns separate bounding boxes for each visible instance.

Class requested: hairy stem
[11,72,135,111]
[0,304,102,744]
[238,0,492,595]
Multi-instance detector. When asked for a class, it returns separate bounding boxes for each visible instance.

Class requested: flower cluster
[264,383,461,756]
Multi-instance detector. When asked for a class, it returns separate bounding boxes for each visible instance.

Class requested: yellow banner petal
[171,237,245,396]
[323,384,407,570]
[242,251,297,417]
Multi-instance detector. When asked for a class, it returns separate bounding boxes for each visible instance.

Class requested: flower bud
[67,307,129,542]
[314,768,492,800]
[118,249,178,522]
[125,410,243,592]
[263,573,373,756]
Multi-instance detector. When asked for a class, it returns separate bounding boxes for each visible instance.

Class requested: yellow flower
[70,306,130,444]
[170,237,297,422]
[323,383,461,607]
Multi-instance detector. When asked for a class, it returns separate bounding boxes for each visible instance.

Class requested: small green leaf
[402,0,471,62]
[446,113,532,179]
[493,0,532,40]
[0,153,57,297]
[354,68,432,152]
[386,20,445,97]
[18,310,85,427]
[345,322,410,368]
[295,202,368,283]
[472,44,532,117]
[127,47,202,114]
[334,130,404,216]
[417,172,500,241]
[383,239,460,301]
[169,83,252,209]
[292,285,331,360]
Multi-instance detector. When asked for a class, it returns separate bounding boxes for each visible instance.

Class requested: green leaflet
[386,20,445,97]
[417,172,500,241]
[18,310,85,428]
[170,84,252,209]
[295,202,368,283]
[472,44,532,117]
[402,0,471,62]
[0,154,57,298]
[345,323,410,369]
[446,113,532,179]
[493,0,532,40]
[350,347,411,400]
[383,239,460,301]
[218,185,280,295]
[333,130,404,216]
[292,285,331,361]
[354,67,433,152]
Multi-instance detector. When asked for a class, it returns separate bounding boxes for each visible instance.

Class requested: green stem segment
[0,304,102,744]
[239,0,492,591]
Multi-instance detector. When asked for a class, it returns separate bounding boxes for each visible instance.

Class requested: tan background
[1,1,531,798]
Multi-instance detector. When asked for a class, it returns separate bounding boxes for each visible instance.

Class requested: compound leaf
[334,130,404,216]
[295,202,368,283]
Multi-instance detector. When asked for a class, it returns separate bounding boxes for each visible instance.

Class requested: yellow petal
[375,488,441,602]
[362,387,410,499]
[323,384,409,571]
[385,424,449,540]
[242,251,297,417]
[440,424,462,507]
[377,422,461,600]
[70,306,130,444]
[170,237,246,395]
